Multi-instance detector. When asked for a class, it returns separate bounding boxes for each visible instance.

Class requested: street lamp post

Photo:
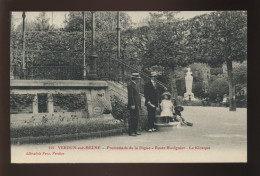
[10,12,14,80]
[117,11,121,60]
[82,11,87,79]
[22,11,26,79]
[116,11,124,82]
[88,11,97,80]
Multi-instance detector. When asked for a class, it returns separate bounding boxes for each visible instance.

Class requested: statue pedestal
[184,68,196,101]
[184,92,195,100]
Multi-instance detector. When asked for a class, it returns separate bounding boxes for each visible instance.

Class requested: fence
[11,65,83,80]
[10,49,170,93]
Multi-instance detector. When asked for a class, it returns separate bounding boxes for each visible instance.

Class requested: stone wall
[10,80,113,123]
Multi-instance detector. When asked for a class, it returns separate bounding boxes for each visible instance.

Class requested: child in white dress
[160,92,174,124]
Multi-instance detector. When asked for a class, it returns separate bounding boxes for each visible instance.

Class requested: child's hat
[174,106,184,112]
[161,92,172,99]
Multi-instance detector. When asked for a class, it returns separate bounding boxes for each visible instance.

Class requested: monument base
[183,92,196,100]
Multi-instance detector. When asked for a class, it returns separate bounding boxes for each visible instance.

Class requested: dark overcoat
[144,80,159,107]
[127,81,141,110]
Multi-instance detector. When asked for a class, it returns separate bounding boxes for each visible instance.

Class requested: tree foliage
[15,20,36,32]
[188,11,247,110]
[143,20,192,68]
[208,78,229,101]
[188,11,247,66]
[15,12,54,32]
[233,61,247,91]
[148,11,181,26]
[63,11,132,32]
[10,11,247,107]
[11,31,89,66]
[189,63,210,98]
[141,13,193,98]
[34,12,52,31]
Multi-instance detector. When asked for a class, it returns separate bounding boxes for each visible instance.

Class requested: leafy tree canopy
[208,78,229,101]
[63,11,133,32]
[188,11,247,66]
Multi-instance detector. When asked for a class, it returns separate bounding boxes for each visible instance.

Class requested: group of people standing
[127,72,192,137]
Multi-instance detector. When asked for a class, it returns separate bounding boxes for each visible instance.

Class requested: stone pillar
[47,93,54,114]
[91,89,103,117]
[86,90,93,117]
[33,94,38,114]
[88,11,97,80]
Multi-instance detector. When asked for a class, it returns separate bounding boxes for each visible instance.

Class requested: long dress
[160,100,174,117]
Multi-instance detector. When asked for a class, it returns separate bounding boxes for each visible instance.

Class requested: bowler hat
[131,73,141,79]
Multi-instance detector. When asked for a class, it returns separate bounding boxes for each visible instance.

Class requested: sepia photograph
[10,11,247,163]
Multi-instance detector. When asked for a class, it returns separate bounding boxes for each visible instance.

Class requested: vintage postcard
[10,11,247,163]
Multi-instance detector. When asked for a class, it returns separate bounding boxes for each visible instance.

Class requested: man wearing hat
[127,73,142,136]
[144,72,159,132]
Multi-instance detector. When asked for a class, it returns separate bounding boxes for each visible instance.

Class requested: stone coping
[10,80,108,88]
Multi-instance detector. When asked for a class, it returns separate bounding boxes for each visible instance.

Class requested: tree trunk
[167,66,178,100]
[227,60,236,111]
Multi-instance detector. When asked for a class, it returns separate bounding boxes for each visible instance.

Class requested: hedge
[208,78,229,101]
[11,118,124,139]
[110,95,129,121]
[11,128,124,144]
[53,93,87,112]
[10,94,34,108]
[11,94,149,144]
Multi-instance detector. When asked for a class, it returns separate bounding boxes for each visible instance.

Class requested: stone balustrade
[10,80,113,120]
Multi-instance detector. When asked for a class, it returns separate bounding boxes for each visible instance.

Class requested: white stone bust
[186,68,192,77]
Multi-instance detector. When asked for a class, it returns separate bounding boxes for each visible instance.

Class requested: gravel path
[11,106,247,163]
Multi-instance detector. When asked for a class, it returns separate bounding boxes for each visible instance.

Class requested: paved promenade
[11,106,247,163]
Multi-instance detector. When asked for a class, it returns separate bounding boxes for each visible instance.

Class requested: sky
[11,11,213,28]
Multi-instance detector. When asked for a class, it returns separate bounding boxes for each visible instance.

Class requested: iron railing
[10,49,170,93]
[10,64,83,80]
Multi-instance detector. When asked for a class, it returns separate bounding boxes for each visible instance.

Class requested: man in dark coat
[144,72,159,132]
[127,73,142,136]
